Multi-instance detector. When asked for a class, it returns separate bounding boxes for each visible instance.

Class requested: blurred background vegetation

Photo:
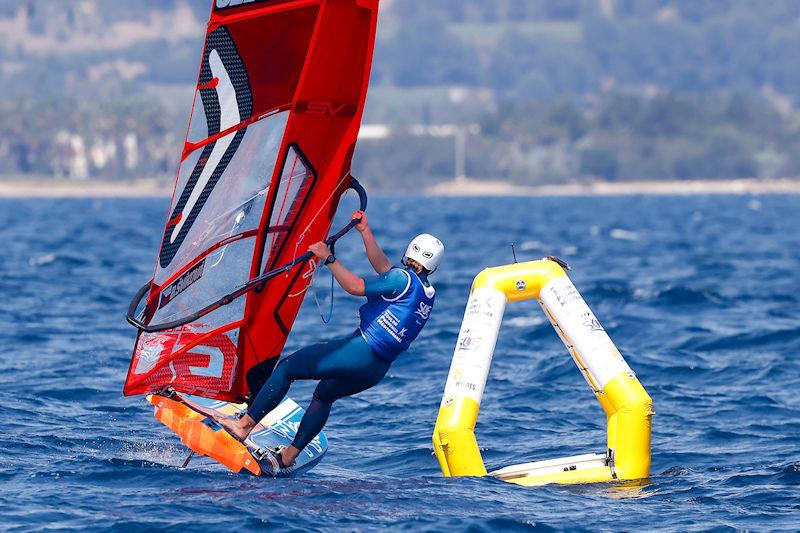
[2,0,800,190]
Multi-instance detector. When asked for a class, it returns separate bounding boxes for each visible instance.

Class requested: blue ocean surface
[0,195,798,532]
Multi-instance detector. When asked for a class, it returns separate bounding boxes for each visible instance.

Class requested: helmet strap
[402,257,432,275]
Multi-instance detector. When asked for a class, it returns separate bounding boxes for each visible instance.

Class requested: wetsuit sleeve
[364,269,409,299]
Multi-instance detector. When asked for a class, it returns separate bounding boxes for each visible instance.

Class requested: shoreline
[0,178,171,198]
[427,177,800,196]
[3,177,800,198]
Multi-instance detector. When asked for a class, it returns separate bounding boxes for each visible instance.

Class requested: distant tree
[580,147,618,180]
[382,19,478,86]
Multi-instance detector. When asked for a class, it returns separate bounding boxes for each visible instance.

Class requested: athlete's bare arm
[309,242,366,296]
[353,210,392,274]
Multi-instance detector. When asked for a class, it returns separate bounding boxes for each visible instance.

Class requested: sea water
[0,195,798,531]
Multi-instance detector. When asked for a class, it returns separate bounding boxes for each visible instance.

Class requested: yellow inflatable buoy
[432,258,653,486]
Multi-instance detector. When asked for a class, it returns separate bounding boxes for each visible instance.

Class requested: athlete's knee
[312,383,339,405]
[254,360,293,402]
[271,356,298,383]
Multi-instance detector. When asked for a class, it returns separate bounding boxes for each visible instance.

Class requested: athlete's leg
[282,396,332,462]
[281,351,389,465]
[246,336,352,421]
[215,335,351,440]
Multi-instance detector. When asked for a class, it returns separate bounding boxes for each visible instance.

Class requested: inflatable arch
[432,258,653,486]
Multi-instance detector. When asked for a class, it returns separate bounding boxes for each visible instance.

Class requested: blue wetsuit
[247,267,433,452]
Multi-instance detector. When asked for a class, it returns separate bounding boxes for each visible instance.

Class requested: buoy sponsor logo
[583,315,604,333]
[465,294,497,320]
[448,368,476,392]
[457,328,482,351]
[544,278,582,309]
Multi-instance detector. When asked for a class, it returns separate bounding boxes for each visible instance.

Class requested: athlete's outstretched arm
[309,242,365,296]
[353,211,392,274]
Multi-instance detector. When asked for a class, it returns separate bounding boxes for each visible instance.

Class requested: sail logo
[187,345,225,378]
[159,260,205,309]
[134,336,169,374]
[216,0,270,9]
[296,101,358,117]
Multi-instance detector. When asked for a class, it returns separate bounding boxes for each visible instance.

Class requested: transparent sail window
[261,144,316,271]
[155,111,289,288]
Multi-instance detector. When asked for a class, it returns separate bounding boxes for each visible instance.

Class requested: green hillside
[3,0,800,188]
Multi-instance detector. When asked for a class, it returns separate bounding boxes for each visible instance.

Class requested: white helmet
[403,233,444,273]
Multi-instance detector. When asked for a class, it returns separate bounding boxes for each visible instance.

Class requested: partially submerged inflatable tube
[432,258,653,486]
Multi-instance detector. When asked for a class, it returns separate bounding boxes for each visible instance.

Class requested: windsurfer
[217,211,444,473]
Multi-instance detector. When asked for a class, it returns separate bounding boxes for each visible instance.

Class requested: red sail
[124,0,379,402]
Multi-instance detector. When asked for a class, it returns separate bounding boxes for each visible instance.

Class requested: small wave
[104,456,181,471]
[561,245,578,256]
[633,287,656,300]
[657,286,723,305]
[780,462,800,485]
[721,463,800,488]
[661,466,690,476]
[519,240,546,252]
[28,253,58,267]
[610,228,639,241]
[117,439,197,470]
[584,281,635,302]
[682,326,800,351]
[504,315,546,328]
[28,252,90,268]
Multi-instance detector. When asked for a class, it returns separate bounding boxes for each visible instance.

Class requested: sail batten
[125,0,378,402]
[183,106,290,159]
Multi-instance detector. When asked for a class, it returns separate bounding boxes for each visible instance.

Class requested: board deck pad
[147,392,327,476]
